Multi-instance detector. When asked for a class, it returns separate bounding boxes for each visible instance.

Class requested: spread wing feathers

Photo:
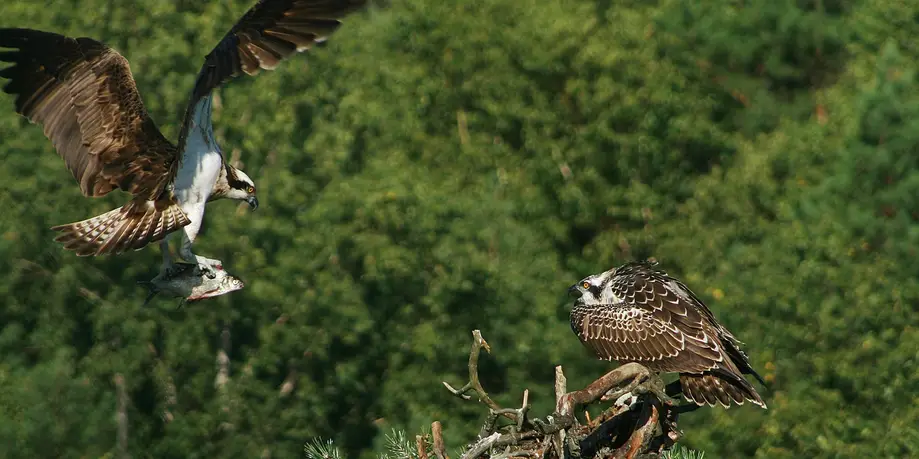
[0,28,179,199]
[609,261,767,385]
[52,197,190,256]
[570,303,724,374]
[178,0,366,149]
[680,371,767,409]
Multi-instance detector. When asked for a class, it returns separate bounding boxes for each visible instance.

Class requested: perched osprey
[569,260,767,409]
[0,0,366,275]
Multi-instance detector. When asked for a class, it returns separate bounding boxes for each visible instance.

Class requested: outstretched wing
[0,28,178,199]
[177,0,367,149]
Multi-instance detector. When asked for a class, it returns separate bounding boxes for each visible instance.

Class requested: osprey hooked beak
[568,283,579,296]
[246,196,259,210]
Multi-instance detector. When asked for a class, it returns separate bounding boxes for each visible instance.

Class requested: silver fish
[139,263,244,307]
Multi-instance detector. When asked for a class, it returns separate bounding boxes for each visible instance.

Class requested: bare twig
[461,432,502,459]
[517,389,530,431]
[554,366,567,402]
[448,331,684,459]
[417,434,430,459]
[646,399,684,454]
[613,400,660,459]
[114,373,130,459]
[444,330,516,423]
[551,366,568,458]
[461,431,541,459]
[588,399,632,429]
[491,452,538,459]
[432,421,448,459]
[557,363,651,417]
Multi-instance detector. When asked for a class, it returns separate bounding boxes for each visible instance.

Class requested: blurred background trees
[1,0,918,457]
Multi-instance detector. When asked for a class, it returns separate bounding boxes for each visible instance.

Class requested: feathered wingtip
[680,371,767,409]
[0,28,109,112]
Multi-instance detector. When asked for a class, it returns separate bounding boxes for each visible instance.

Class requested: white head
[219,165,259,210]
[568,267,623,306]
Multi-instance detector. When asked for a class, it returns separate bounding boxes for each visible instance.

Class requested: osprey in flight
[0,0,366,275]
[569,260,766,409]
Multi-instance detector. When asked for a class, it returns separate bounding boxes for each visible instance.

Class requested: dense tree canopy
[0,0,917,458]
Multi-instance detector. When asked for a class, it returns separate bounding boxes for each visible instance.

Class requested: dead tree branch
[443,329,531,434]
[443,331,503,412]
[437,330,686,459]
[418,434,431,459]
[114,373,130,459]
[433,421,448,459]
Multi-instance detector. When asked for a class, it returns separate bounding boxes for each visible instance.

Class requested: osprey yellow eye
[582,282,590,289]
[246,186,255,194]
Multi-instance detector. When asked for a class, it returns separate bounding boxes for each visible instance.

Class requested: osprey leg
[177,230,221,278]
[160,239,178,276]
[602,371,678,407]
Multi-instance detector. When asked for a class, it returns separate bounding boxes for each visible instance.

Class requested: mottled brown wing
[609,265,711,334]
[569,302,722,374]
[612,262,767,385]
[177,0,366,147]
[0,28,178,200]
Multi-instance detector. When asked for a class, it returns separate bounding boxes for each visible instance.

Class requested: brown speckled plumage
[0,28,188,255]
[570,261,766,409]
[0,1,365,256]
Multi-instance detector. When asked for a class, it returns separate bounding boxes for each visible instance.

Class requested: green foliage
[663,445,705,459]
[305,438,344,459]
[305,430,417,459]
[377,430,419,459]
[0,0,917,458]
[654,0,850,135]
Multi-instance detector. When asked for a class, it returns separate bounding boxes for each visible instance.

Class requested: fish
[138,263,245,307]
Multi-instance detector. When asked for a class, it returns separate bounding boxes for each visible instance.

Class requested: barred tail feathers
[51,198,190,256]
